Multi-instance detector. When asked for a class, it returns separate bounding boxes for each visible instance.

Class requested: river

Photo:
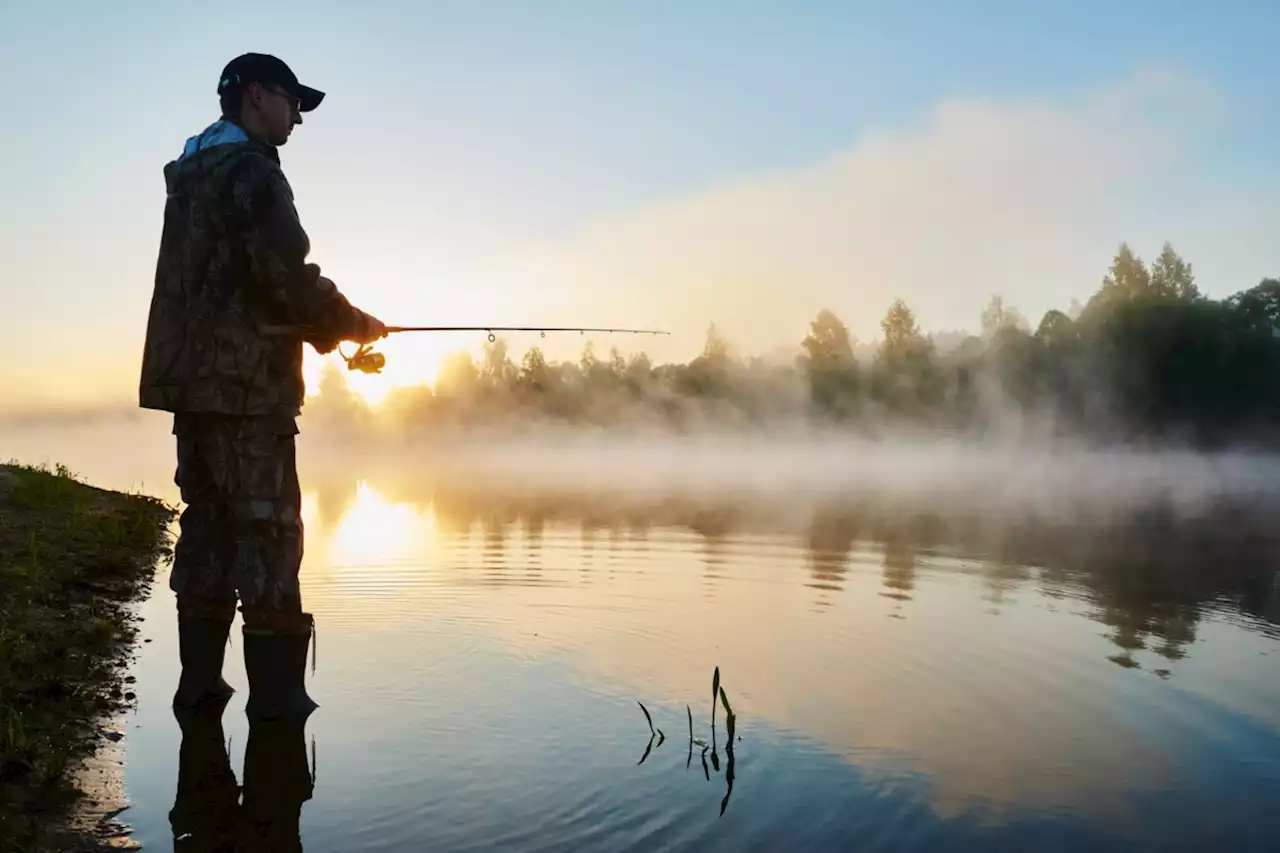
[6,415,1280,851]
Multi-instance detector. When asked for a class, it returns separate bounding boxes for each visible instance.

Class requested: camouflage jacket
[139,119,370,419]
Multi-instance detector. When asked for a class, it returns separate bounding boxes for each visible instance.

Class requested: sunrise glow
[303,334,463,406]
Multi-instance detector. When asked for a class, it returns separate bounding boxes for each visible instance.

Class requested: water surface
[7,421,1280,851]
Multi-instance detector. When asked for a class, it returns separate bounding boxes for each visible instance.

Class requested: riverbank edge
[0,461,176,853]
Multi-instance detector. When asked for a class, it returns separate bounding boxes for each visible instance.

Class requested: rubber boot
[173,615,235,710]
[243,612,319,722]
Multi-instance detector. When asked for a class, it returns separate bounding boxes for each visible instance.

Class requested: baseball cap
[217,53,325,112]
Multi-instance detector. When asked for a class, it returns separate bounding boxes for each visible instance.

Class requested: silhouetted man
[140,53,384,719]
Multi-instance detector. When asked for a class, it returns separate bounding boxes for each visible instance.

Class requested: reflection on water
[5,423,1280,850]
[170,701,315,851]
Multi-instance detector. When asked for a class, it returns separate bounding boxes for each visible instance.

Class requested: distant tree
[980,295,1029,339]
[799,309,858,418]
[518,346,552,393]
[1083,243,1152,320]
[702,322,732,364]
[618,351,653,399]
[879,298,925,357]
[1149,242,1200,301]
[480,337,517,390]
[1226,278,1280,334]
[873,299,942,416]
[579,340,599,375]
[625,351,653,384]
[675,322,736,399]
[1106,243,1152,298]
[953,334,986,360]
[1034,309,1077,346]
[801,309,855,367]
[361,242,1280,448]
[609,346,627,377]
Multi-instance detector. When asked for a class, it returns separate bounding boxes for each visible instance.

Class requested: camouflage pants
[170,414,304,620]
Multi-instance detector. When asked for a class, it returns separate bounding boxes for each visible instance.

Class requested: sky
[3,1,1280,408]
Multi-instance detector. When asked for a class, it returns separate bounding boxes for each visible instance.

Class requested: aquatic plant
[712,666,720,728]
[635,665,740,815]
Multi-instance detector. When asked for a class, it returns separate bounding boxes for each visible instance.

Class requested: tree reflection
[299,468,1280,674]
[880,536,918,604]
[804,507,856,603]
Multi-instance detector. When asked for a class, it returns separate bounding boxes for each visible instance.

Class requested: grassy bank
[0,461,175,852]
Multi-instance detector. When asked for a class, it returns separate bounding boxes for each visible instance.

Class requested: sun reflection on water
[323,480,433,567]
[299,481,446,623]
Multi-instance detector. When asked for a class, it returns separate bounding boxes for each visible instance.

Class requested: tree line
[315,242,1280,447]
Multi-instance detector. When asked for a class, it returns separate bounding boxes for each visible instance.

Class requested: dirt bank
[0,462,174,852]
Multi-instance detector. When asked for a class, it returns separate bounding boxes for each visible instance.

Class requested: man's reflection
[170,698,315,852]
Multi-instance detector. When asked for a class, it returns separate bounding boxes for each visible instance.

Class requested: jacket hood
[179,119,250,160]
[163,119,276,197]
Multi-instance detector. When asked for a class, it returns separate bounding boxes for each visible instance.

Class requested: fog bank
[8,411,1280,530]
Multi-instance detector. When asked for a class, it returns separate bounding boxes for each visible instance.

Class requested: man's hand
[351,311,387,345]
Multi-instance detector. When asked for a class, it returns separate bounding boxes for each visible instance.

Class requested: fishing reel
[340,343,387,375]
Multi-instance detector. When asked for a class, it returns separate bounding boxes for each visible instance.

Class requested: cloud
[500,65,1244,358]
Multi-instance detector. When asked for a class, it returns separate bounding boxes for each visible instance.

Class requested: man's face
[251,82,302,146]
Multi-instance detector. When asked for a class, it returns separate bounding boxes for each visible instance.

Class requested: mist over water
[9,410,1280,510]
[9,407,1280,528]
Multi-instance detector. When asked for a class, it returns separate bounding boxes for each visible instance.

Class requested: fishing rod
[260,323,670,374]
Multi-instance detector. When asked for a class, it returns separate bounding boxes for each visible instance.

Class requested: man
[139,53,384,720]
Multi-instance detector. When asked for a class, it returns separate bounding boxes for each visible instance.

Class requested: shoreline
[0,462,175,852]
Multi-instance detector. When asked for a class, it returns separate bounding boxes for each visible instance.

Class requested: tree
[609,346,627,377]
[1084,243,1152,319]
[679,323,736,399]
[1149,242,1200,301]
[324,239,1280,445]
[1227,278,1280,335]
[702,322,732,364]
[519,346,551,392]
[801,309,855,368]
[1035,309,1077,346]
[480,337,517,390]
[879,298,924,357]
[799,309,858,418]
[623,351,653,394]
[980,295,1029,339]
[1107,243,1152,297]
[873,299,942,416]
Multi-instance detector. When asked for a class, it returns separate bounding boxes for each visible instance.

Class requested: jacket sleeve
[245,168,369,344]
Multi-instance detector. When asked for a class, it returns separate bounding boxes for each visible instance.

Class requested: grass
[0,461,175,852]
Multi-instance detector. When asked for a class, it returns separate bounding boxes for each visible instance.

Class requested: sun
[303,333,466,407]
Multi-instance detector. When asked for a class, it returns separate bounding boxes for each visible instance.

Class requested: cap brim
[296,84,324,112]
